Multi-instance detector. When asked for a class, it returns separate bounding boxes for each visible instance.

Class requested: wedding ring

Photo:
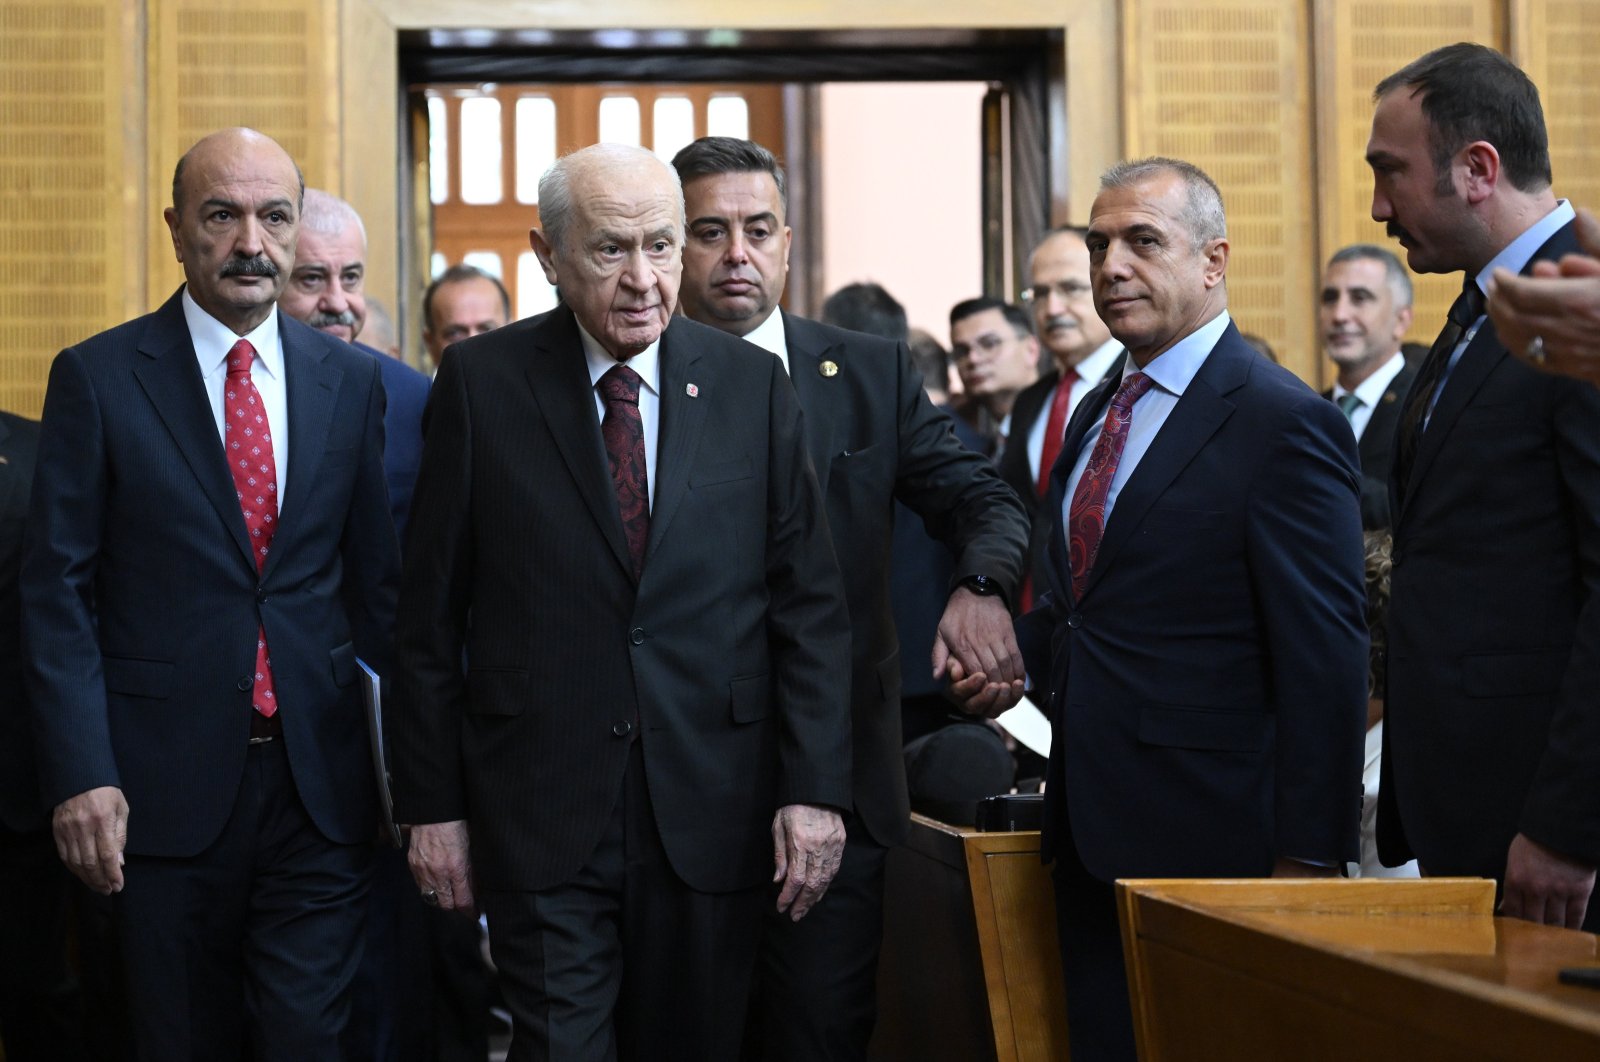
[1526,336,1547,365]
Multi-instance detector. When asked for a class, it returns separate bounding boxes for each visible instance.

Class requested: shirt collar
[1070,337,1123,385]
[739,310,790,371]
[182,286,283,378]
[1333,350,1407,407]
[579,320,661,396]
[1475,200,1575,296]
[1121,310,1231,397]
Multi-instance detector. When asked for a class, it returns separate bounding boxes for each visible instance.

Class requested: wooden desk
[1117,878,1600,1061]
[872,814,1067,1062]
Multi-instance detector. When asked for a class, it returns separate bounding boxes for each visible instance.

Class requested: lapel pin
[686,383,699,398]
[1382,392,1397,404]
[0,455,8,465]
[819,360,839,378]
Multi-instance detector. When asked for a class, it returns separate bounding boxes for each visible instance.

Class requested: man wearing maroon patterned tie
[984,158,1369,1062]
[21,127,400,1060]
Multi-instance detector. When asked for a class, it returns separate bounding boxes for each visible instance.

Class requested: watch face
[966,576,996,595]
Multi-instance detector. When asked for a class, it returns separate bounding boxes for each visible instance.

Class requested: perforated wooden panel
[0,0,135,417]
[1517,1,1600,222]
[1124,0,1318,382]
[145,0,337,308]
[1313,1,1503,359]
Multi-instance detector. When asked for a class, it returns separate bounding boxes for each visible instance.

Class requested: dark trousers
[116,739,374,1062]
[744,814,888,1062]
[0,824,90,1062]
[1052,848,1137,1062]
[483,742,766,1062]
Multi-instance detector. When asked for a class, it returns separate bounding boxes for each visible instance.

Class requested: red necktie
[1035,370,1080,499]
[224,339,280,718]
[599,364,649,578]
[1066,372,1154,601]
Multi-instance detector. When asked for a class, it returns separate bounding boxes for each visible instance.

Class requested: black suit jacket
[1322,358,1417,530]
[391,306,853,894]
[1000,363,1119,598]
[780,313,1027,845]
[1016,324,1368,879]
[1380,220,1600,876]
[22,290,401,856]
[0,411,41,832]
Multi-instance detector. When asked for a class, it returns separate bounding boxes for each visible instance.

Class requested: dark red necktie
[1066,372,1154,601]
[224,339,280,718]
[1020,371,1082,612]
[600,364,649,578]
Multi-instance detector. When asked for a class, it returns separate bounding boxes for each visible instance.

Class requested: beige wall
[4,0,1599,414]
[818,83,988,342]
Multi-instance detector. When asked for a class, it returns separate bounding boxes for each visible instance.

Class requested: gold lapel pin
[819,360,839,378]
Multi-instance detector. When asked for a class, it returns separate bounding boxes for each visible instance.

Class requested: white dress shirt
[740,310,791,374]
[1330,351,1406,443]
[1061,311,1231,524]
[1025,336,1124,483]
[183,287,288,509]
[580,323,661,512]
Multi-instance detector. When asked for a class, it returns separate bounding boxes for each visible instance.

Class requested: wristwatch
[960,574,1000,597]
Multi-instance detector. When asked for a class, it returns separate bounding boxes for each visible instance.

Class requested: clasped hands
[933,585,1026,717]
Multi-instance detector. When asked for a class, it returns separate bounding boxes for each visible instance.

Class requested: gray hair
[538,143,684,255]
[1327,243,1413,308]
[1099,157,1227,250]
[301,188,367,246]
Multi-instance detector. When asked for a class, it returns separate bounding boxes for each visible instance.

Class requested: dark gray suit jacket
[391,306,854,894]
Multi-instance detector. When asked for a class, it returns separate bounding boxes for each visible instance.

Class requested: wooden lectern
[1117,878,1600,1060]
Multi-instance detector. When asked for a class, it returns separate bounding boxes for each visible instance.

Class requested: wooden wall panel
[1313,0,1503,365]
[145,0,338,308]
[1515,1,1600,219]
[0,0,138,417]
[1124,0,1318,381]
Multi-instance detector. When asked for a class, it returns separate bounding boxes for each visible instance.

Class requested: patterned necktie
[1066,372,1155,602]
[1394,279,1485,503]
[599,363,649,578]
[1336,393,1362,420]
[224,339,280,718]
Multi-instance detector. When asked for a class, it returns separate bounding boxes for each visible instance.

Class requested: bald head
[529,144,685,360]
[164,128,304,335]
[281,188,369,343]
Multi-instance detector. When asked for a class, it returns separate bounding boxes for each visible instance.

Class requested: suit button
[612,719,633,737]
[1391,548,1405,567]
[237,675,253,692]
[629,627,645,645]
[256,587,268,604]
[1066,612,1083,630]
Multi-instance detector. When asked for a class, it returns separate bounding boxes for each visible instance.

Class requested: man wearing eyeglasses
[999,228,1123,608]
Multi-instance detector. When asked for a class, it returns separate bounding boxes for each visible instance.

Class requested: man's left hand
[771,803,846,922]
[1501,833,1596,929]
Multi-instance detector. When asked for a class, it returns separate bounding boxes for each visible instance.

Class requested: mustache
[307,309,358,329]
[1043,314,1079,332]
[220,255,279,279]
[1385,222,1413,244]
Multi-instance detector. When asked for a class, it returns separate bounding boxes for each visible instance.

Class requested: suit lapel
[781,312,840,488]
[1401,222,1579,514]
[524,308,635,580]
[268,317,340,576]
[132,294,255,569]
[646,322,710,558]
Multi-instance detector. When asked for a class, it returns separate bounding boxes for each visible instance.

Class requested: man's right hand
[53,786,128,895]
[944,657,1025,718]
[407,819,476,912]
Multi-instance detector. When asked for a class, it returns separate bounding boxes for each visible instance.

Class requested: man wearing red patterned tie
[980,158,1369,1062]
[999,228,1123,610]
[21,127,400,1060]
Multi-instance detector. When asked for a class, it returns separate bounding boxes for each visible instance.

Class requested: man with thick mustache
[22,127,400,1059]
[280,189,430,540]
[1368,43,1600,929]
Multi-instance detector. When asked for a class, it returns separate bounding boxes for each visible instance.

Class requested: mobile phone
[1557,966,1600,989]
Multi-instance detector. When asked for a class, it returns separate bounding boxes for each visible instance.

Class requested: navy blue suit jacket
[358,342,430,542]
[22,290,401,856]
[1017,322,1368,880]
[0,411,41,832]
[1381,220,1600,876]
